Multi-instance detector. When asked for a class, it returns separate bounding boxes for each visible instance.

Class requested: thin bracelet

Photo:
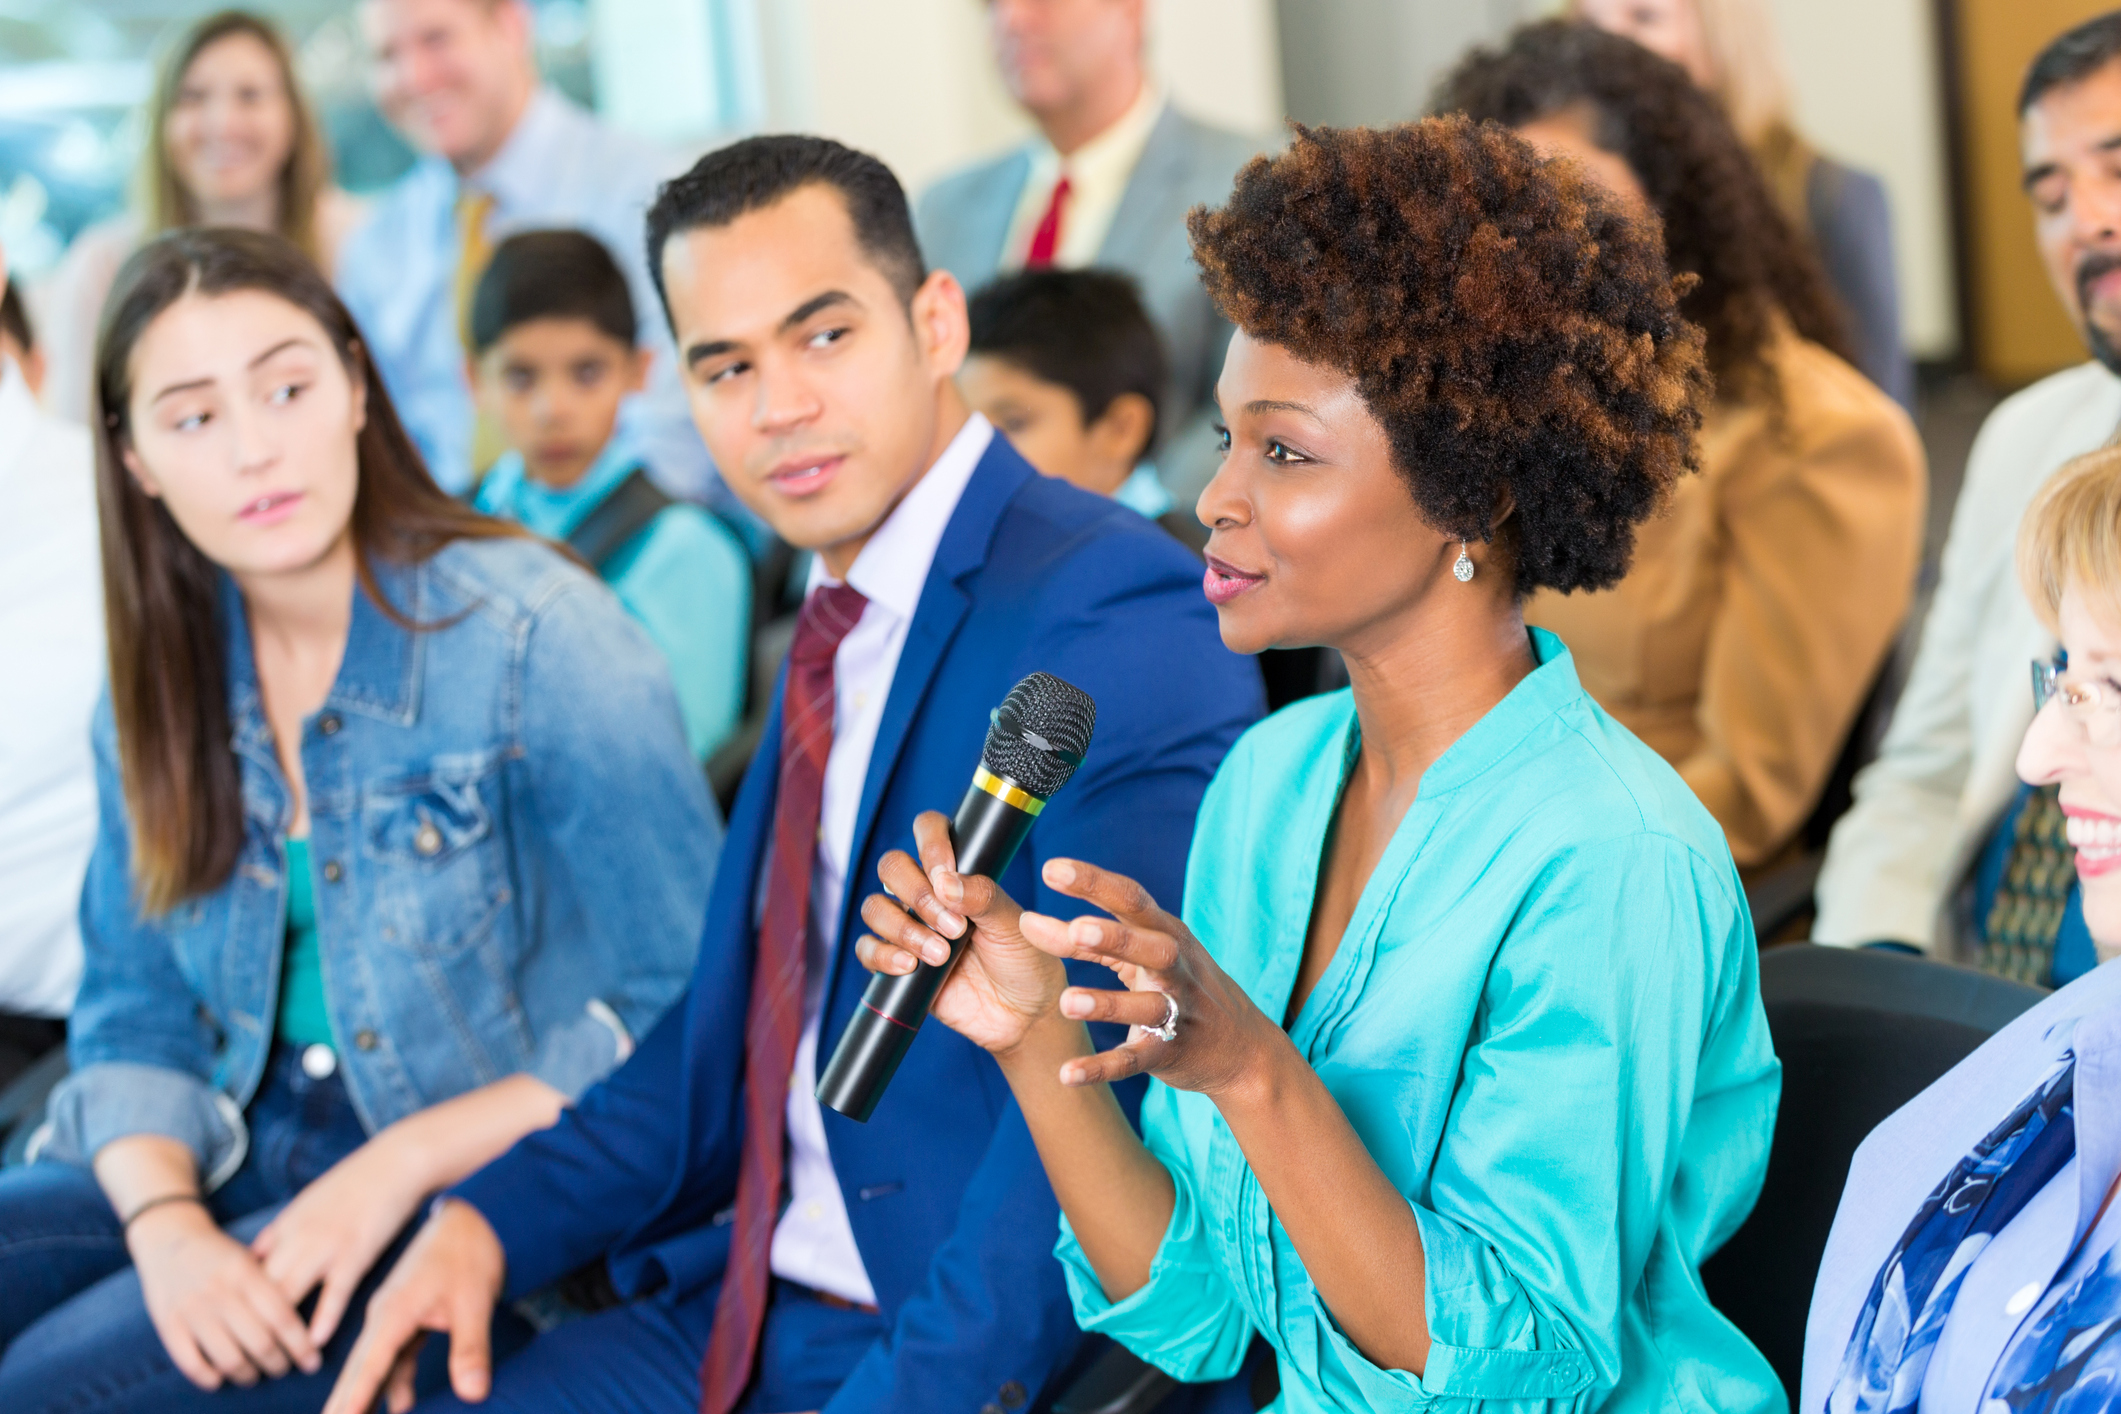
[120,1192,205,1230]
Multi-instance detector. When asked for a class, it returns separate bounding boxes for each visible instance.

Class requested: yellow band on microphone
[973,766,1046,815]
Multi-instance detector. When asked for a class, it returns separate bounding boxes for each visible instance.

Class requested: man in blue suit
[326,136,1261,1414]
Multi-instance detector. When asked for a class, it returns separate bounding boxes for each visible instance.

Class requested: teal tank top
[278,837,333,1050]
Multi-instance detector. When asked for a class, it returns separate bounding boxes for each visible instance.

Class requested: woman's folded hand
[1021,858,1279,1101]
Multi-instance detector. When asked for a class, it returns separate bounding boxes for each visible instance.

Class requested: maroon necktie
[1024,174,1072,268]
[698,582,868,1414]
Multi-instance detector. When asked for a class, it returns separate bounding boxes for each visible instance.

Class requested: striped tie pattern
[698,582,869,1414]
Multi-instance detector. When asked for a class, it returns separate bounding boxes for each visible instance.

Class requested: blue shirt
[337,90,725,512]
[474,433,751,760]
[1060,629,1783,1413]
[39,538,719,1185]
[1806,958,2121,1413]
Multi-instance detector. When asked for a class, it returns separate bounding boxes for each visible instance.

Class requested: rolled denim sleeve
[1054,1086,1254,1385]
[37,1062,248,1188]
[514,577,718,1087]
[47,700,237,1179]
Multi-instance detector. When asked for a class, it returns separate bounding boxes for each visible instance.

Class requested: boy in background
[961,268,1201,549]
[470,229,749,762]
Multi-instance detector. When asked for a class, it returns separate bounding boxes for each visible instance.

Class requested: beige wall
[783,0,1283,196]
[1769,0,1958,359]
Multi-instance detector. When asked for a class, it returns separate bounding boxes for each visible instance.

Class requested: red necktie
[698,582,869,1414]
[1024,174,1072,268]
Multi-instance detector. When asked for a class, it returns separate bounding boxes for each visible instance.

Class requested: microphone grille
[981,672,1097,801]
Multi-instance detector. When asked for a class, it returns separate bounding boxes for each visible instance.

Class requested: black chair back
[1700,944,2045,1400]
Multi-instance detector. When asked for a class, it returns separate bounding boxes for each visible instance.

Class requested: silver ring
[1146,990,1178,1043]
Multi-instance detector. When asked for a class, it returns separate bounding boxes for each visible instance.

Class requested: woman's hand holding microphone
[855,810,1278,1102]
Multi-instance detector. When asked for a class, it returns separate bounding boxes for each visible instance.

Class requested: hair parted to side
[2019,444,2121,633]
[968,268,1168,451]
[96,228,526,914]
[1187,115,1709,597]
[470,228,638,355]
[644,134,926,319]
[144,11,332,263]
[1439,20,1850,409]
[2022,11,2121,115]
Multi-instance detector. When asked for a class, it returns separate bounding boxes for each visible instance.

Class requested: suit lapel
[1098,106,1194,271]
[961,149,1034,286]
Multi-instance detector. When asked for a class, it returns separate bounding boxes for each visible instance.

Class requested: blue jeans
[0,1045,528,1413]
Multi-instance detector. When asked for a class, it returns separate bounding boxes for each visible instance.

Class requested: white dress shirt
[1001,83,1165,271]
[767,414,994,1304]
[1815,359,2121,953]
[0,363,101,1016]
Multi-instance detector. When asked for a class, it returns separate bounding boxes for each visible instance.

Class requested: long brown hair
[96,228,524,914]
[143,11,331,262]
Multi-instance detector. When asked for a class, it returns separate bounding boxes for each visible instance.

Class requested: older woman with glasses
[1803,444,2121,1412]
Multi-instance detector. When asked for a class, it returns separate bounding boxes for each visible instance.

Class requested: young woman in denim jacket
[0,228,718,1410]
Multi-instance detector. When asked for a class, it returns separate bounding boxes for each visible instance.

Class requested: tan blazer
[1526,327,1926,868]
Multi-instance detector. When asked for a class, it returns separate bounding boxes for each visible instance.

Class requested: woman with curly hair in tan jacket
[1443,19,1927,879]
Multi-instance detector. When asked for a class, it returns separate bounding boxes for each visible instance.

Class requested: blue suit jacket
[452,435,1263,1412]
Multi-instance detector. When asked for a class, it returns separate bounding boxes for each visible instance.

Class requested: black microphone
[817,671,1097,1122]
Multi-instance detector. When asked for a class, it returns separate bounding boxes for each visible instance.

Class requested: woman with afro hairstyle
[1443,19,1927,880]
[856,117,1782,1412]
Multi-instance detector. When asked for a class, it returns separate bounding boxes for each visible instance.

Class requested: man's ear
[910,269,970,380]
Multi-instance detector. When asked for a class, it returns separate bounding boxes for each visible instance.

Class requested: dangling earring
[1453,542,1475,583]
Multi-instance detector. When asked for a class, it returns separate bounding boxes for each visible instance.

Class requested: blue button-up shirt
[1805,958,2121,1413]
[1061,630,1784,1412]
[337,89,721,509]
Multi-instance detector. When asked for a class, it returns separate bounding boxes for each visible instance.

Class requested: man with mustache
[323,135,1261,1414]
[1814,12,2121,977]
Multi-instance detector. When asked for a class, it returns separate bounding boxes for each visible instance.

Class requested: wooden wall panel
[1951,0,2113,387]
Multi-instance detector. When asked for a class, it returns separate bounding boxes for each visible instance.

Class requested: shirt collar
[1114,462,1174,520]
[462,87,569,211]
[1028,81,1164,184]
[808,413,994,623]
[473,425,645,541]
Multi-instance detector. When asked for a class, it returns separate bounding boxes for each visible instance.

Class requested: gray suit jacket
[917,105,1266,504]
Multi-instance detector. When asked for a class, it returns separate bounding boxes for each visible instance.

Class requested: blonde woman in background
[1576,0,1914,410]
[35,10,363,423]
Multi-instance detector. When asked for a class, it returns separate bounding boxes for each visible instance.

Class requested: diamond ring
[1147,991,1179,1043]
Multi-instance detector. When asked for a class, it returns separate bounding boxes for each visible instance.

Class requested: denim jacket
[40,537,720,1186]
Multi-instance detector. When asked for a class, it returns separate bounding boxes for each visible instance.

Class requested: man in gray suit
[916,0,1264,510]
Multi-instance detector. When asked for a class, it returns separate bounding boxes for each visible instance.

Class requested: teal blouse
[1057,630,1782,1413]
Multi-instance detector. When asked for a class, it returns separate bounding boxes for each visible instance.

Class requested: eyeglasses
[2032,655,2121,749]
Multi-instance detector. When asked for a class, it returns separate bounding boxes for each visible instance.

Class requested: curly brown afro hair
[1437,20,1853,409]
[1188,115,1708,597]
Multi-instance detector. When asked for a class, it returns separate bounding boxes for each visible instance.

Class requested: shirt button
[999,1380,1027,1408]
[318,713,341,736]
[2006,1280,2044,1316]
[300,1044,337,1079]
[322,860,343,883]
[414,823,443,856]
[805,1201,823,1220]
[354,1028,380,1052]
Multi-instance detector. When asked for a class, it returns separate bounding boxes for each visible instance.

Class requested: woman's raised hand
[1022,858,1277,1100]
[856,810,1071,1054]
